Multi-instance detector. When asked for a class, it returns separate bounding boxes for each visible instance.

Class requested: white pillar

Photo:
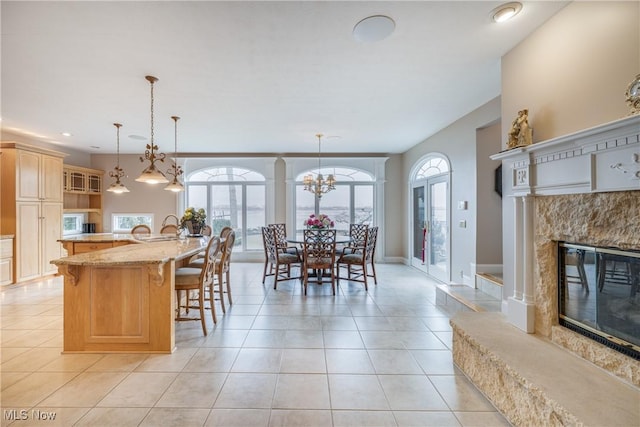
[522,195,534,305]
[513,196,523,300]
[508,194,535,333]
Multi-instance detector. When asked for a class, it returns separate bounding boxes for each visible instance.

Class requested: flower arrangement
[303,213,334,229]
[180,207,206,234]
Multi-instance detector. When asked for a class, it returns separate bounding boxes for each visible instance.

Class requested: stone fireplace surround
[451,115,640,425]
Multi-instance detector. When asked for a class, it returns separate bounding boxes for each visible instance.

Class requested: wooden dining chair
[261,226,302,288]
[336,223,369,256]
[268,223,298,254]
[131,224,151,235]
[336,226,378,290]
[302,228,337,295]
[174,236,222,333]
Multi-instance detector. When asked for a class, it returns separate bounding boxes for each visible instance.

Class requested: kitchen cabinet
[0,236,14,286]
[1,142,66,283]
[63,165,104,232]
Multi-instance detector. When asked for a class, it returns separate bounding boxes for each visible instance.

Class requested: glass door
[411,176,449,282]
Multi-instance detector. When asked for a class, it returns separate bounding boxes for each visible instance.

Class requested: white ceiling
[1,1,568,155]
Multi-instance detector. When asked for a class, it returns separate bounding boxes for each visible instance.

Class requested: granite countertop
[58,233,140,243]
[0,235,15,239]
[51,237,208,267]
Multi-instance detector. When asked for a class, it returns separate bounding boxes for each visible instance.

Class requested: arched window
[185,167,266,252]
[415,156,449,180]
[294,167,374,235]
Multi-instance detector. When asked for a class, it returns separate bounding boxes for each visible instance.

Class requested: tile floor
[1,263,510,426]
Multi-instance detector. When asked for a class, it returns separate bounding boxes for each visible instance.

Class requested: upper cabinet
[63,165,104,233]
[16,149,64,202]
[63,166,102,194]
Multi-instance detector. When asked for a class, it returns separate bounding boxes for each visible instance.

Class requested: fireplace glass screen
[558,243,640,357]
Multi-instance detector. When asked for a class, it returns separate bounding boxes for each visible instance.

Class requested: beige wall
[383,154,404,260]
[475,121,502,265]
[501,1,640,147]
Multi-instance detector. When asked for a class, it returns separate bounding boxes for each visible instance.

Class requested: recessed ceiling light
[128,134,147,140]
[353,15,395,43]
[61,132,73,137]
[491,2,522,23]
[90,146,100,149]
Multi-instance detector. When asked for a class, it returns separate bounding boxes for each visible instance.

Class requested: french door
[411,175,449,282]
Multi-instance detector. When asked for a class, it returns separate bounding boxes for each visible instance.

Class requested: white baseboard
[470,263,503,276]
[384,256,409,264]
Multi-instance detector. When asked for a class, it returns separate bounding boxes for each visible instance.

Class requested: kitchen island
[51,236,207,353]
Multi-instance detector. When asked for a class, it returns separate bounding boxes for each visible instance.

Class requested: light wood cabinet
[0,237,14,286]
[63,165,104,233]
[16,149,63,202]
[1,142,66,283]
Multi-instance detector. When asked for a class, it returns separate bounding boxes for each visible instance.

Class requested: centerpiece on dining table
[303,213,334,229]
[180,207,207,236]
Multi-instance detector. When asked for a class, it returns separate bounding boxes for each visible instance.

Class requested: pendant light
[164,115,185,192]
[106,123,130,193]
[136,75,168,184]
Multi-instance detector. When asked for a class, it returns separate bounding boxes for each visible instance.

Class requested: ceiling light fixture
[491,2,522,23]
[136,75,168,184]
[106,123,130,194]
[353,15,395,43]
[164,116,185,193]
[303,133,336,199]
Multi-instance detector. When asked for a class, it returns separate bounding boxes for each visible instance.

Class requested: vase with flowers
[180,207,207,236]
[303,213,334,229]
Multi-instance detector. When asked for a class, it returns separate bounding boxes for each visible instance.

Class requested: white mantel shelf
[491,114,640,196]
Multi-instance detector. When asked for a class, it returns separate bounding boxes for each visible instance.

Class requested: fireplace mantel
[491,114,640,196]
[491,115,640,333]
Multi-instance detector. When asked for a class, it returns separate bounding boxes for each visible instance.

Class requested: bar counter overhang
[51,236,208,353]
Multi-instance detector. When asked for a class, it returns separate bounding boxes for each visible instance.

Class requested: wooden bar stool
[175,236,221,334]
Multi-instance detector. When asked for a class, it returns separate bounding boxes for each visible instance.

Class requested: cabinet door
[16,202,41,281]
[16,150,40,201]
[41,203,62,275]
[68,171,86,193]
[42,155,63,202]
[87,174,101,193]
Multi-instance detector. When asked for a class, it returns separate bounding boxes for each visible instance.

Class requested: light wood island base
[52,237,207,353]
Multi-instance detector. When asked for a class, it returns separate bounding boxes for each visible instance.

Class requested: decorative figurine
[507,109,533,149]
[625,74,640,115]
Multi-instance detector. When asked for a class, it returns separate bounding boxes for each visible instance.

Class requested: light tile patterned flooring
[1,263,510,426]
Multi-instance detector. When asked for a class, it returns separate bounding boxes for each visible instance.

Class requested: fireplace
[491,114,640,383]
[558,242,640,359]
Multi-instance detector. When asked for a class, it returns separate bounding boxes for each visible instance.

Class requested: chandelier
[164,115,185,192]
[136,75,168,184]
[303,133,336,198]
[106,123,130,193]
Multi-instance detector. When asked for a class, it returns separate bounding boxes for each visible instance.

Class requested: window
[186,166,266,252]
[112,214,154,233]
[295,167,374,235]
[415,156,449,179]
[63,213,85,236]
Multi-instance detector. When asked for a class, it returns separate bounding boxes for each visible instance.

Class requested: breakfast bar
[51,237,208,353]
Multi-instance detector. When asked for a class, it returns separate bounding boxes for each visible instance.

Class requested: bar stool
[175,236,221,333]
